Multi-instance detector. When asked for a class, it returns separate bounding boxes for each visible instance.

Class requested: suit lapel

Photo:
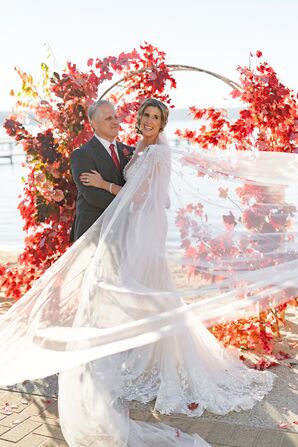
[90,136,120,175]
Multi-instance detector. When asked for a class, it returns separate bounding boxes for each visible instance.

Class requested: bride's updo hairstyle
[136,98,169,134]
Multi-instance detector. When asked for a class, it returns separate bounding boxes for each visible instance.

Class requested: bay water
[0,119,199,249]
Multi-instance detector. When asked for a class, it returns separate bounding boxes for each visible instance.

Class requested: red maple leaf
[187,402,199,411]
[218,187,229,199]
[175,430,181,438]
[223,211,237,227]
[275,351,291,360]
[253,358,279,370]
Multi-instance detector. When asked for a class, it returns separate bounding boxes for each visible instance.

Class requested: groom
[70,99,133,242]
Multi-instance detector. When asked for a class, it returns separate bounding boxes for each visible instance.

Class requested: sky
[1,0,298,111]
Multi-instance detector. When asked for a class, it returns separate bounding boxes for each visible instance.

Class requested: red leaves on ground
[252,358,279,371]
[210,310,291,354]
[41,399,52,405]
[274,351,291,360]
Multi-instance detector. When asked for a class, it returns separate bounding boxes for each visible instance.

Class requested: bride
[0,98,298,446]
[79,97,275,414]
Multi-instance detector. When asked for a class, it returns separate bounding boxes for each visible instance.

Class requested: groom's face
[92,104,120,142]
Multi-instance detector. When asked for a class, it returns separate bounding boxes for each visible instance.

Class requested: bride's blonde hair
[136,98,169,134]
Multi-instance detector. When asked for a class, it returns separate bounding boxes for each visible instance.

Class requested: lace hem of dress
[121,361,275,416]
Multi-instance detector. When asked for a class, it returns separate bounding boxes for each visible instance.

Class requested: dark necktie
[109,143,121,173]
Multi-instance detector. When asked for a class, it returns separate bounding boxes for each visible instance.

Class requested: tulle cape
[0,141,297,447]
[0,143,297,382]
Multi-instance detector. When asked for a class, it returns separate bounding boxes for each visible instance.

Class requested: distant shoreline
[0,107,243,127]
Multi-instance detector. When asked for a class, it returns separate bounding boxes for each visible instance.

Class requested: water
[1,120,296,252]
[0,162,27,249]
[0,119,199,249]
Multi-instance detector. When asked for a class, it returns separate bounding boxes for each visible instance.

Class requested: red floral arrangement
[0,43,175,298]
[175,51,298,354]
[1,47,297,357]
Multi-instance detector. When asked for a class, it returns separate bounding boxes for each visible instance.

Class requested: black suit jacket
[70,136,133,242]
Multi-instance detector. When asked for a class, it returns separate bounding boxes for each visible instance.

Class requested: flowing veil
[0,137,297,446]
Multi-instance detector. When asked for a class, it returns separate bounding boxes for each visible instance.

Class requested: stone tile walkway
[0,390,65,446]
[0,389,297,447]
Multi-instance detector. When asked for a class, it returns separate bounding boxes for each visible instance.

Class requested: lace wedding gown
[1,139,298,446]
[57,143,274,447]
[118,145,274,415]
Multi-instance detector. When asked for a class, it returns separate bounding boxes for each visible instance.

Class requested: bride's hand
[80,170,105,188]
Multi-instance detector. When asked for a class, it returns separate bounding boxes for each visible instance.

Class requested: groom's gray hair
[88,99,114,121]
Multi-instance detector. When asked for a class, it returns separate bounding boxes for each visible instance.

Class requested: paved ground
[0,387,297,447]
[0,323,297,447]
[0,307,296,447]
[0,250,297,446]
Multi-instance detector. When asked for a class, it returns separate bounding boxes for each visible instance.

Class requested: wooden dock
[0,140,24,164]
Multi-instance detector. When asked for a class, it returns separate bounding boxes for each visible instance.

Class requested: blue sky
[1,0,298,110]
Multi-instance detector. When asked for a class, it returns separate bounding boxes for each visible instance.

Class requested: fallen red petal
[275,351,291,360]
[278,423,289,429]
[187,402,199,411]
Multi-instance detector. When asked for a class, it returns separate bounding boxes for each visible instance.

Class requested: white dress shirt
[95,135,120,161]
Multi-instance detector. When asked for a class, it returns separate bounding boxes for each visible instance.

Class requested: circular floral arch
[1,43,297,356]
[99,63,241,100]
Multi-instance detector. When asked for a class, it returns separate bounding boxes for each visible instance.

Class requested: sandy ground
[0,249,19,264]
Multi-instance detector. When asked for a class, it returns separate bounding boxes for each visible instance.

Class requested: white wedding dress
[118,144,274,416]
[0,138,298,446]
